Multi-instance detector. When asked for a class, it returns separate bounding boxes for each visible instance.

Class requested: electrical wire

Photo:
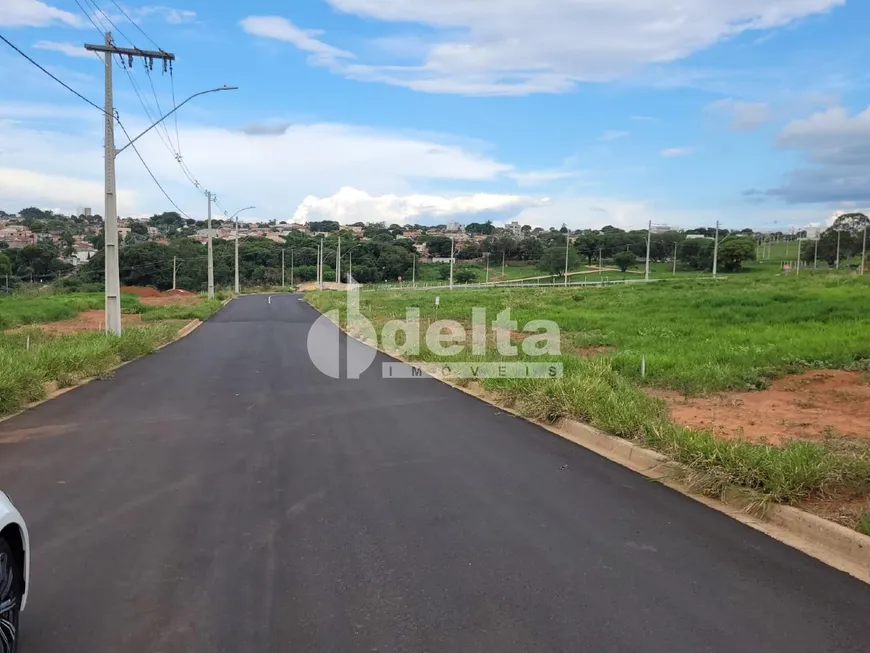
[106,0,163,51]
[0,32,107,116]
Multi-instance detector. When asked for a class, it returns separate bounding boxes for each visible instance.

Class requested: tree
[308,220,340,233]
[538,245,580,275]
[425,236,453,257]
[466,221,495,235]
[60,231,75,257]
[0,252,10,277]
[613,251,637,272]
[455,269,477,283]
[679,238,714,270]
[574,232,601,265]
[716,236,756,272]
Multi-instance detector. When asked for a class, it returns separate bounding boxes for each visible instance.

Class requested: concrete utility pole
[644,220,652,281]
[836,230,841,270]
[281,249,285,288]
[85,35,172,334]
[712,220,720,278]
[336,236,341,288]
[796,238,802,276]
[206,191,214,298]
[449,236,455,290]
[484,252,490,284]
[225,206,255,295]
[347,250,351,286]
[290,249,294,288]
[814,237,819,271]
[673,242,678,275]
[412,253,416,287]
[502,250,506,278]
[172,256,177,290]
[564,232,571,286]
[862,226,867,275]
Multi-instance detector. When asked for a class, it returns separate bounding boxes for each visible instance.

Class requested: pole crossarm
[84,43,175,61]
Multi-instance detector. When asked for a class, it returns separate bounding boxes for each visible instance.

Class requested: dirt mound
[121,286,162,297]
[164,288,195,296]
[659,370,870,444]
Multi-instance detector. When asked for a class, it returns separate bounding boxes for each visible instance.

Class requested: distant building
[651,224,677,234]
[507,221,522,235]
[71,244,96,266]
[685,234,711,240]
[446,220,461,233]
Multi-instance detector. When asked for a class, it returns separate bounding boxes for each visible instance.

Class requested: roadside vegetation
[307,274,870,526]
[0,290,223,417]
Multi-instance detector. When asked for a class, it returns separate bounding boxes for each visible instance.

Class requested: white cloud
[136,6,196,25]
[0,104,518,218]
[598,130,630,142]
[0,168,137,210]
[32,41,94,59]
[508,169,585,186]
[769,105,870,203]
[242,0,843,95]
[708,98,771,131]
[240,16,353,65]
[661,147,693,157]
[1,0,82,27]
[292,187,542,224]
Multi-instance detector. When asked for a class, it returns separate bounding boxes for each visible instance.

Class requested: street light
[226,206,256,294]
[115,86,238,156]
[105,85,238,335]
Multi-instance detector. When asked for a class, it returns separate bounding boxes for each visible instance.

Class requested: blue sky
[2,0,870,229]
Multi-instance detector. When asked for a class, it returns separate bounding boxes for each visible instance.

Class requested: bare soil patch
[120,286,162,297]
[658,370,870,444]
[28,310,146,334]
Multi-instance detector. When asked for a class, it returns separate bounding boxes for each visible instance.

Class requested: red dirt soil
[164,288,195,296]
[658,370,870,444]
[28,310,146,334]
[120,286,162,297]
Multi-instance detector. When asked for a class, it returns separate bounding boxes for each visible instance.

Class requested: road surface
[0,294,868,652]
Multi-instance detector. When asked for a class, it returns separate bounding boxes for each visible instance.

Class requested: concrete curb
[309,299,870,585]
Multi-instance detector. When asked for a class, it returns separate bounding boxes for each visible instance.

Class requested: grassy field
[0,293,144,330]
[0,292,224,418]
[307,274,870,521]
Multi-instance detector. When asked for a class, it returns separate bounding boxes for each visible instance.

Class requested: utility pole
[449,236,455,290]
[172,255,177,290]
[291,249,294,288]
[502,250,506,278]
[862,226,867,276]
[234,209,240,294]
[281,249,285,288]
[484,252,490,284]
[347,250,351,286]
[644,220,652,281]
[564,231,571,286]
[796,237,802,276]
[206,191,214,298]
[814,237,819,271]
[712,220,720,278]
[412,253,416,287]
[336,236,341,287]
[85,34,172,334]
[673,242,678,275]
[836,230,841,270]
[319,236,324,290]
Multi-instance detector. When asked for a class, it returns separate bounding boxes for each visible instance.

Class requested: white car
[0,493,28,653]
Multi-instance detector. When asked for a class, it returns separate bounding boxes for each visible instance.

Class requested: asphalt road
[1,294,868,652]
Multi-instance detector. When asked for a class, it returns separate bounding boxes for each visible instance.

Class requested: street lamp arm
[115,85,238,157]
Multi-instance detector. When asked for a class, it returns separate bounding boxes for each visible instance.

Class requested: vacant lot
[308,274,870,532]
[0,290,222,417]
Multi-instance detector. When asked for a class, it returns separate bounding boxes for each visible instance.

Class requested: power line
[0,32,106,115]
[117,119,192,220]
[106,0,163,51]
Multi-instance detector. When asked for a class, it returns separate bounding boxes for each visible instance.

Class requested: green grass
[0,323,182,416]
[859,512,870,536]
[139,299,223,321]
[0,293,144,330]
[307,274,870,508]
